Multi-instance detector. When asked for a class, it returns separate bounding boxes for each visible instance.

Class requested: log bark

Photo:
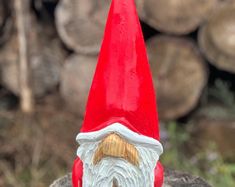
[147,35,207,121]
[60,54,97,116]
[55,0,144,55]
[0,15,64,98]
[141,0,218,34]
[189,103,235,161]
[198,3,235,73]
[50,169,212,187]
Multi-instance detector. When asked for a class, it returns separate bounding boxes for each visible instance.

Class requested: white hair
[76,123,163,187]
[77,140,160,187]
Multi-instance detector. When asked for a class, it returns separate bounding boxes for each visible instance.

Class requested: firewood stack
[0,0,234,125]
[55,0,235,123]
[0,0,65,100]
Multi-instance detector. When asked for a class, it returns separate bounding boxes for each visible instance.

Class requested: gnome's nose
[93,133,140,166]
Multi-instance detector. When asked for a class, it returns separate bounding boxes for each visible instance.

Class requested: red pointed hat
[80,0,160,141]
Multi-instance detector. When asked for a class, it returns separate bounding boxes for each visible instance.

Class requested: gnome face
[76,123,163,187]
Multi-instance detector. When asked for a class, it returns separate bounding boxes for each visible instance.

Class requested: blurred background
[0,0,235,186]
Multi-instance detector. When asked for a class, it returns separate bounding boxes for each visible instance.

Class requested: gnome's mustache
[93,133,140,166]
[76,124,162,187]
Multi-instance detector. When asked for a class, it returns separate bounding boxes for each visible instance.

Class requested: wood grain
[199,3,235,73]
[60,54,97,116]
[55,0,144,54]
[142,0,217,34]
[147,35,207,120]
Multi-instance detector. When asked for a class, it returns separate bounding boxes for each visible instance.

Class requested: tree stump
[141,0,218,35]
[189,103,235,161]
[198,3,235,73]
[0,16,64,98]
[50,169,211,187]
[55,0,144,55]
[147,36,207,121]
[60,54,97,116]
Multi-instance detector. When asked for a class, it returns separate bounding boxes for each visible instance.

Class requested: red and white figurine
[72,0,163,186]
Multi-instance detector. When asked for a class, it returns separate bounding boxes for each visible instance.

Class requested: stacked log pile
[0,0,65,100]
[56,0,235,122]
[0,0,234,155]
[57,0,235,160]
[0,1,233,187]
[0,17,64,98]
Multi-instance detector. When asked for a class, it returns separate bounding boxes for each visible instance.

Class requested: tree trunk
[147,35,207,121]
[198,3,235,73]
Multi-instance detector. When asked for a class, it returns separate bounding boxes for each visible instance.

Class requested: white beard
[77,140,160,187]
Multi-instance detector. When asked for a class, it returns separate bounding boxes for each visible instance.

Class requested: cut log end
[60,54,97,116]
[55,0,144,55]
[55,0,111,55]
[147,35,207,120]
[142,0,218,34]
[199,4,235,73]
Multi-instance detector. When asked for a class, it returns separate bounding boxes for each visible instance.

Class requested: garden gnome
[72,0,163,186]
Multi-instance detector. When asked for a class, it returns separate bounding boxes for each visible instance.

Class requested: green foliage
[209,79,235,111]
[161,122,190,169]
[161,122,235,187]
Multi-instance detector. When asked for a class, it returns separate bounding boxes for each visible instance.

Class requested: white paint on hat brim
[76,122,163,156]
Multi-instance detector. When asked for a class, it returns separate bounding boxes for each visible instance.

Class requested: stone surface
[163,169,211,187]
[50,169,211,187]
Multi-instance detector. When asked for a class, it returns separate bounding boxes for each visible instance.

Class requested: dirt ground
[0,93,82,187]
[0,93,235,187]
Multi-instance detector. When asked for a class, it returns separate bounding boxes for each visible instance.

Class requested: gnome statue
[72,0,163,186]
